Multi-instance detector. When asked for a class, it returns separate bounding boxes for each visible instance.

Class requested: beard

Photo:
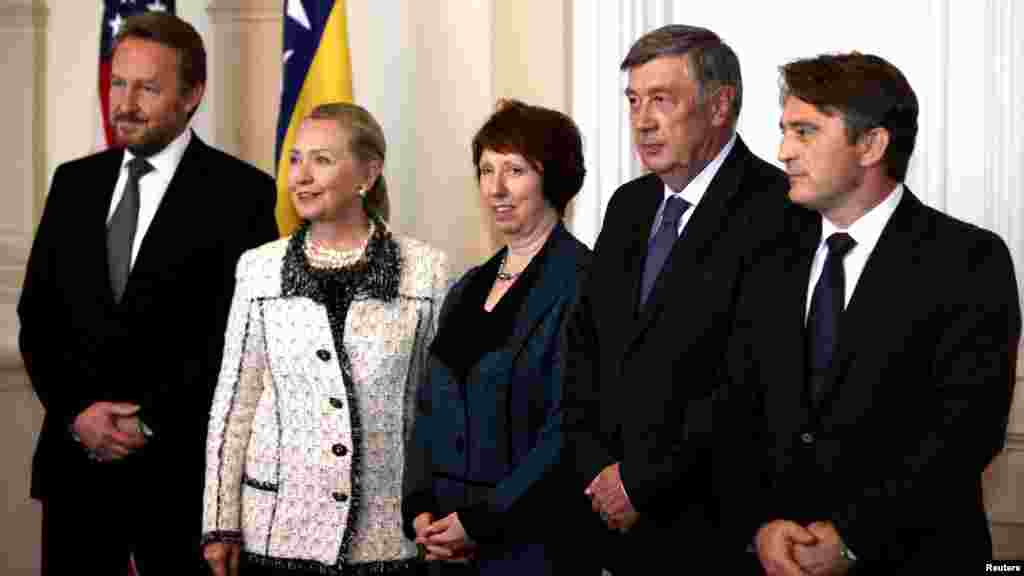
[113,109,188,158]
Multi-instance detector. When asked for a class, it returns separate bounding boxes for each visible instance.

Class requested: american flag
[98,0,176,148]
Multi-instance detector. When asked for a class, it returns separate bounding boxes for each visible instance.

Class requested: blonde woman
[202,103,447,576]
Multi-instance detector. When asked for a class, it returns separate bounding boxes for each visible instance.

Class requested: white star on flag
[109,13,125,36]
[281,50,295,94]
[147,0,168,12]
[287,0,311,30]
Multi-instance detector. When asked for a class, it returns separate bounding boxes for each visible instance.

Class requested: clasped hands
[585,463,639,533]
[756,519,853,576]
[72,401,148,462]
[413,512,477,562]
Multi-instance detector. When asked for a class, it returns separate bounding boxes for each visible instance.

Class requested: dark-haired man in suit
[562,24,790,572]
[18,12,276,575]
[726,52,1020,574]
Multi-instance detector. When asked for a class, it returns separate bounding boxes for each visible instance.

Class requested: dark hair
[621,24,742,124]
[780,52,919,182]
[113,12,206,102]
[308,102,390,222]
[471,99,585,216]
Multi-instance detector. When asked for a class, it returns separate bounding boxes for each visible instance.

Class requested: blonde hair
[307,102,389,221]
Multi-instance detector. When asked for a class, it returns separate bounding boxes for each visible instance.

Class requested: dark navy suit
[722,190,1020,571]
[403,223,599,575]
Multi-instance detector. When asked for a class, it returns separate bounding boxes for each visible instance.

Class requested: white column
[205,0,279,174]
[1,0,46,364]
[0,2,48,572]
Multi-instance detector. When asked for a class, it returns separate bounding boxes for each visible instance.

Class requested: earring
[357,187,366,198]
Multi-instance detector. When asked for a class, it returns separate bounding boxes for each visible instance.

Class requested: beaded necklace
[304,220,376,269]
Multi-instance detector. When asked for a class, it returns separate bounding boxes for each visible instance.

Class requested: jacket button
[332,443,348,457]
[800,432,815,444]
[455,436,465,454]
[332,492,348,503]
[316,349,332,361]
[329,397,344,409]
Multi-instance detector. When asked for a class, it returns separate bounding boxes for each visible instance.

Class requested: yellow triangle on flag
[275,1,353,236]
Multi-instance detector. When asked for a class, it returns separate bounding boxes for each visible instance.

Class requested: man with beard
[18,12,277,575]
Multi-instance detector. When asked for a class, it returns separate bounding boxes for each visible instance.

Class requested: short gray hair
[621,24,743,123]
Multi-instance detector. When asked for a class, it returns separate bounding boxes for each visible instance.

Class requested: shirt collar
[121,128,192,182]
[662,131,737,206]
[820,182,904,251]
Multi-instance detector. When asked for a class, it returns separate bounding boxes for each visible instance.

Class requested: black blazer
[724,190,1021,569]
[404,223,597,575]
[18,133,277,502]
[563,136,790,565]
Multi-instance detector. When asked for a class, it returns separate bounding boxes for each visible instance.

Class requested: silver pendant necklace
[496,252,520,281]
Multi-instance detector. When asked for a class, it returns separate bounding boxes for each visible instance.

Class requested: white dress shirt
[804,183,904,319]
[106,128,192,268]
[648,132,737,240]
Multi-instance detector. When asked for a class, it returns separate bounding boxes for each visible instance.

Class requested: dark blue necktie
[806,232,857,405]
[640,195,690,306]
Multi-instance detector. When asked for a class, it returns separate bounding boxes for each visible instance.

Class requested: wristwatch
[838,540,857,563]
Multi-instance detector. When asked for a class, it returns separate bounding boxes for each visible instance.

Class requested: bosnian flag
[274,0,354,235]
[98,0,176,149]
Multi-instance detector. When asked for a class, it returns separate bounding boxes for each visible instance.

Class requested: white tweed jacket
[202,229,448,570]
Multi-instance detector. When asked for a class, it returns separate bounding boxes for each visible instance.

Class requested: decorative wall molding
[0,352,24,377]
[206,0,278,22]
[0,0,46,29]
[1008,433,1024,453]
[0,0,38,384]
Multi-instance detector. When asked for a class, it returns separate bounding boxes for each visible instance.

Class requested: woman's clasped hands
[413,512,477,563]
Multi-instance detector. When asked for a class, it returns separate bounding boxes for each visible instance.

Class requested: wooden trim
[1007,432,1024,452]
[0,347,25,378]
[0,1,47,29]
[206,0,279,22]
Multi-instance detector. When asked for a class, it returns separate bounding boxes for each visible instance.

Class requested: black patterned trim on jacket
[280,218,402,564]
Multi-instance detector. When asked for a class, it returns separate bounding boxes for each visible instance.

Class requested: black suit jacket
[18,133,277,504]
[563,136,789,566]
[724,189,1021,569]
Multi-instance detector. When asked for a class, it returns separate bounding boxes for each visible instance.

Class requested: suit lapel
[124,134,205,297]
[479,224,580,480]
[631,137,750,338]
[625,175,667,318]
[94,150,126,308]
[815,190,921,414]
[759,209,821,430]
[504,223,579,362]
[793,215,822,413]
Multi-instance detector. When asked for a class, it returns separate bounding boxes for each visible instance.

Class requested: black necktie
[641,195,690,306]
[107,157,153,303]
[806,232,857,405]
